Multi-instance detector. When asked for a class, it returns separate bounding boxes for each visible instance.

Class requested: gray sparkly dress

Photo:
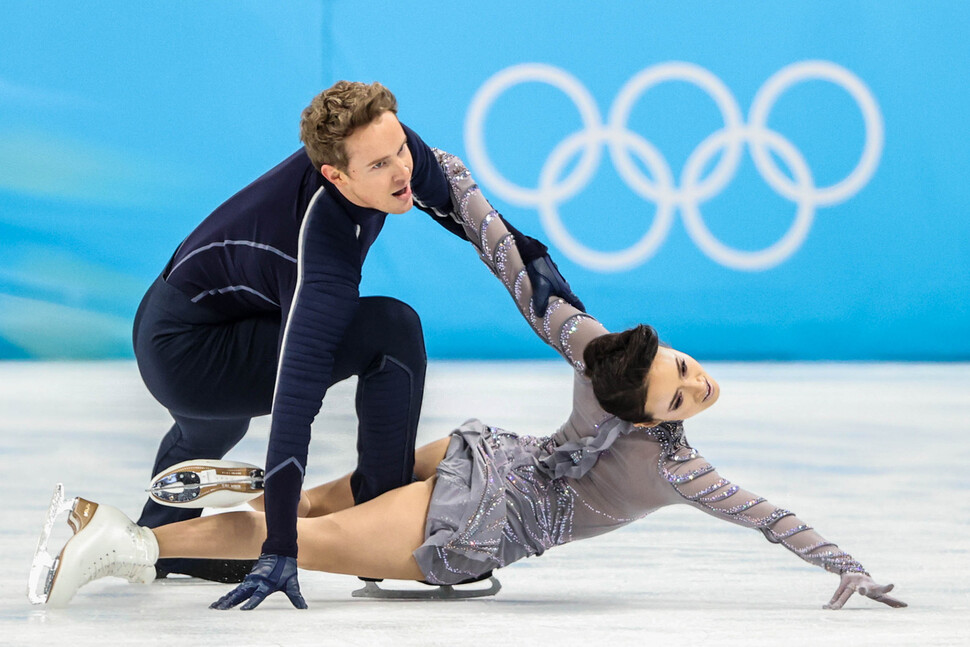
[412,152,867,586]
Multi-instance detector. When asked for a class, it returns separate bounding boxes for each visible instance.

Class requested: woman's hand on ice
[824,572,907,609]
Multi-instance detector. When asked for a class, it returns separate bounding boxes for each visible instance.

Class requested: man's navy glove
[526,254,586,317]
[210,554,307,611]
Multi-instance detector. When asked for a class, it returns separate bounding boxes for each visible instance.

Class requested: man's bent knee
[363,297,423,340]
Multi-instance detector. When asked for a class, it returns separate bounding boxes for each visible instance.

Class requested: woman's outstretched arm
[656,432,906,609]
[433,151,607,373]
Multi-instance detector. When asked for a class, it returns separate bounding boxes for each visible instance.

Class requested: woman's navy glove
[497,217,585,318]
[526,255,586,317]
[210,554,307,610]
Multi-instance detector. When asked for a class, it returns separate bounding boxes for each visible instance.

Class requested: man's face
[321,111,414,214]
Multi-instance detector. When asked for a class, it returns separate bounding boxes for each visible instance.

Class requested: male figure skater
[132,81,583,605]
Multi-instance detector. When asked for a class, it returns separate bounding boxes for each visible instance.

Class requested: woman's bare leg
[302,476,353,517]
[413,437,451,480]
[298,437,450,517]
[246,437,450,518]
[153,478,436,580]
[152,511,266,560]
[296,478,435,580]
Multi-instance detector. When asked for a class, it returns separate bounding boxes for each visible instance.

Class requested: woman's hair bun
[583,324,660,423]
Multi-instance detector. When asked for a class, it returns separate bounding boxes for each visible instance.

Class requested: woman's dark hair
[583,324,660,423]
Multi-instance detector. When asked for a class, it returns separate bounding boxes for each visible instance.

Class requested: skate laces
[78,525,154,584]
[84,555,147,583]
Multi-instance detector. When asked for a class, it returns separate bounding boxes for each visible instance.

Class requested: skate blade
[148,459,264,508]
[351,576,501,600]
[27,484,78,605]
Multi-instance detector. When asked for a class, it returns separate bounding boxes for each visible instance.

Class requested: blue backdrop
[1,1,967,360]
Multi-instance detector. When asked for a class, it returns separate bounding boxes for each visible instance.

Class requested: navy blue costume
[133,125,549,566]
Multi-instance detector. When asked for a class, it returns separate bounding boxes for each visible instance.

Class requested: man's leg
[132,276,279,579]
[330,297,427,505]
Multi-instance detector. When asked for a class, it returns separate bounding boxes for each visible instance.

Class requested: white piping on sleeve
[270,186,324,413]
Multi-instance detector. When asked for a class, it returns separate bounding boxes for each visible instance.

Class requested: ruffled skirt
[412,418,555,585]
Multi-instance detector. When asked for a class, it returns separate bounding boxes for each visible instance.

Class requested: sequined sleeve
[433,150,607,372]
[650,424,868,576]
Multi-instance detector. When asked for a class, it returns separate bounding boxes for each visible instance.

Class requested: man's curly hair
[299,81,398,172]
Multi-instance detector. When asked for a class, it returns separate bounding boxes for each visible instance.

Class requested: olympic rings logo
[464,61,884,271]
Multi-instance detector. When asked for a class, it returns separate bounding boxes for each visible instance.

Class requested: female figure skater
[33,152,905,611]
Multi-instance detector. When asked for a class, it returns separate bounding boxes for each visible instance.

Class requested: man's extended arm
[212,188,363,611]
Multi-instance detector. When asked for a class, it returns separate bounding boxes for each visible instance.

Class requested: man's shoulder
[215,149,322,216]
[254,148,319,185]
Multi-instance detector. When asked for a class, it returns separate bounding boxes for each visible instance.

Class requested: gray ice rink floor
[0,360,967,646]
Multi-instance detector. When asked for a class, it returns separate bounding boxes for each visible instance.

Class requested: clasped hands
[526,254,584,317]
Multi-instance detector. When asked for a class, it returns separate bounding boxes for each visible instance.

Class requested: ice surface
[1,361,968,646]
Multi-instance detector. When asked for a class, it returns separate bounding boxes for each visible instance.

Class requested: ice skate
[351,572,502,600]
[148,459,264,508]
[28,484,159,607]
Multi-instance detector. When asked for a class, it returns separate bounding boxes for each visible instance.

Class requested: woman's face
[641,347,719,423]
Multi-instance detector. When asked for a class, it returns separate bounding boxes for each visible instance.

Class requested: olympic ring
[464,60,884,272]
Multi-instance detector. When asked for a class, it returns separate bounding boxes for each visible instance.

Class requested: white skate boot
[28,484,159,607]
[148,459,264,508]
